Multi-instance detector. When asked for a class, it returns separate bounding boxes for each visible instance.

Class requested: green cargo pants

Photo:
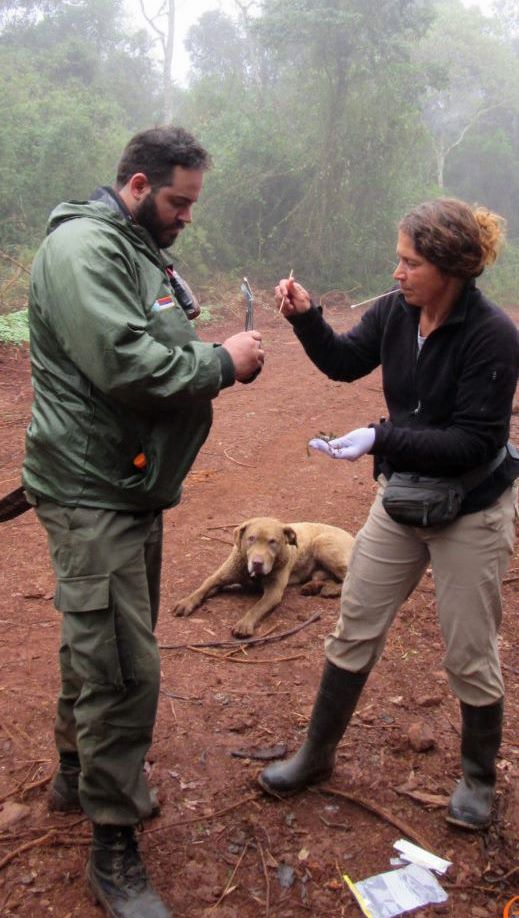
[32,498,163,826]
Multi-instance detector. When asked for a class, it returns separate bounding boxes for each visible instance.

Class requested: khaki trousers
[33,499,163,825]
[325,483,517,705]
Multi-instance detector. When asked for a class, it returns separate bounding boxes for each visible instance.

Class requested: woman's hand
[275,277,312,316]
[308,427,375,461]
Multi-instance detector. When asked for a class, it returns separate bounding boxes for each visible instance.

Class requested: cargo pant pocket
[56,574,124,688]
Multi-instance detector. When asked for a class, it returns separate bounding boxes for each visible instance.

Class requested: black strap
[459,446,507,492]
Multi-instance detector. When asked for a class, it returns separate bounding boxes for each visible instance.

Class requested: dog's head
[234,517,298,578]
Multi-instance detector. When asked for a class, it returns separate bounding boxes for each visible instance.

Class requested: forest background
[1,0,519,338]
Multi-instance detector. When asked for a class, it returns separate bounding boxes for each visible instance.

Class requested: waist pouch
[382,446,508,528]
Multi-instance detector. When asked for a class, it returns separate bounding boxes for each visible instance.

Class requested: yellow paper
[343,873,377,918]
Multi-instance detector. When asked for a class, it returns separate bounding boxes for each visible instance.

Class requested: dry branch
[187,646,305,665]
[223,448,257,468]
[0,830,57,870]
[257,840,271,918]
[314,785,434,852]
[159,611,321,651]
[210,842,248,911]
[143,791,262,835]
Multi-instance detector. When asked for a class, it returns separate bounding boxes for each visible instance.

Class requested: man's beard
[134,194,184,249]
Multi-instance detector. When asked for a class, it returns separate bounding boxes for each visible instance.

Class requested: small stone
[416,693,442,707]
[277,863,295,889]
[0,801,31,830]
[408,720,436,752]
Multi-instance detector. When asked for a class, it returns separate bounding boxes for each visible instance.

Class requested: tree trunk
[163,0,175,122]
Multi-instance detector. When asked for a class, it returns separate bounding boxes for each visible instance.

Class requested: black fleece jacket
[289,282,519,514]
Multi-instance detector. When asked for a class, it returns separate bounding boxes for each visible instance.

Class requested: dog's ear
[283,526,298,546]
[234,523,248,546]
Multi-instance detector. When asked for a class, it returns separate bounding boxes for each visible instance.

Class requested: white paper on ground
[352,862,448,918]
[393,839,452,874]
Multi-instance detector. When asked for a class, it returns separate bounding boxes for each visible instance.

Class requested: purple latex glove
[308,427,376,461]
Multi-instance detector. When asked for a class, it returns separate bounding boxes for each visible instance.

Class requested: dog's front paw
[320,581,342,597]
[232,616,255,638]
[173,597,197,617]
[300,580,323,596]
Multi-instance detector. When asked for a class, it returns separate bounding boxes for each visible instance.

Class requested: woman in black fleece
[259,198,519,831]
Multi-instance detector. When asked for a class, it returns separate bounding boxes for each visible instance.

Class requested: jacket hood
[46,199,162,264]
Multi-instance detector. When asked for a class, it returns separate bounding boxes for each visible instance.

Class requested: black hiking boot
[447,698,503,831]
[48,752,81,812]
[87,824,171,917]
[258,661,369,796]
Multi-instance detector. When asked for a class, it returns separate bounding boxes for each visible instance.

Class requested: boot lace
[112,829,148,893]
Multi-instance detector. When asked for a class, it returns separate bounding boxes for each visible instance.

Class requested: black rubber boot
[87,824,171,917]
[446,698,503,831]
[48,751,81,812]
[258,661,369,796]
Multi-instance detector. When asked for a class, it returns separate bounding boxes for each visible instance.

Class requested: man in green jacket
[23,125,265,918]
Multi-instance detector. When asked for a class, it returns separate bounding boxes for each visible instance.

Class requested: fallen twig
[319,815,351,831]
[257,839,271,918]
[187,646,305,665]
[314,785,434,851]
[210,842,248,911]
[159,611,321,651]
[143,791,262,835]
[160,689,202,703]
[200,534,234,546]
[482,864,519,887]
[0,830,92,871]
[223,449,257,468]
[394,786,449,808]
[206,523,239,531]
[223,689,291,696]
[0,763,38,805]
[0,830,57,871]
[186,646,240,662]
[20,773,54,799]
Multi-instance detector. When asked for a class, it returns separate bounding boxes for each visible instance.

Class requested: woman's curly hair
[399,198,506,279]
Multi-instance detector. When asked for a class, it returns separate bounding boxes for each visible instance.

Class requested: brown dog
[173,516,355,638]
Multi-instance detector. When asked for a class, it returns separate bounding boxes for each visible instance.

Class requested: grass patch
[0,309,29,345]
[195,306,215,323]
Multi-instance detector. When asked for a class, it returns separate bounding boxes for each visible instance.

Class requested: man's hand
[275,277,312,316]
[223,330,265,382]
[308,427,375,461]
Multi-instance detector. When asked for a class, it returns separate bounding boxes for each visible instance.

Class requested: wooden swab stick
[350,288,400,309]
[279,269,294,312]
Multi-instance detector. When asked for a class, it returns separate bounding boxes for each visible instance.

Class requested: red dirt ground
[0,294,517,918]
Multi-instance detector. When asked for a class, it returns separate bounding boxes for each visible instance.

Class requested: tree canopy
[1,0,518,303]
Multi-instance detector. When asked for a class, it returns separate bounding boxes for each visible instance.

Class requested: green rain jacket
[23,198,235,511]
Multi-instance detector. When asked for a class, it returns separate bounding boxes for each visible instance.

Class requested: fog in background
[0,0,518,305]
[127,0,498,84]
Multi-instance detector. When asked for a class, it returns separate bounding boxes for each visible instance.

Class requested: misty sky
[126,0,497,84]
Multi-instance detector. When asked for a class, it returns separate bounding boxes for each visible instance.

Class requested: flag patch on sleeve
[151,295,175,313]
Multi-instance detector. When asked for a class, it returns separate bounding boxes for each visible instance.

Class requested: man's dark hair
[116,125,211,189]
